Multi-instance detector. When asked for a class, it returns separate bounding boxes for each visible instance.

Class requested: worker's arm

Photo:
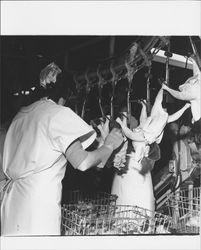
[65,127,123,171]
[167,103,191,123]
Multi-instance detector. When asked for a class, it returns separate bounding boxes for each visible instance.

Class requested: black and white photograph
[0,1,200,250]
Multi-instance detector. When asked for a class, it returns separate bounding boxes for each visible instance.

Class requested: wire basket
[63,190,118,206]
[162,187,200,234]
[61,204,174,235]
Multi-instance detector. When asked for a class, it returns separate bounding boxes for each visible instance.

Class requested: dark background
[0,36,200,200]
[1,36,200,123]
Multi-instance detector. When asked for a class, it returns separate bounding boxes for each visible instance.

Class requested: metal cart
[61,203,174,235]
[62,190,118,206]
[161,187,200,234]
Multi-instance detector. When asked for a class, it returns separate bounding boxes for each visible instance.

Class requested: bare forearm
[66,127,123,172]
[77,144,113,171]
[66,140,112,171]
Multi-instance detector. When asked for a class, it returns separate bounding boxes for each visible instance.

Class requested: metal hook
[109,62,118,119]
[73,74,80,93]
[97,65,106,118]
[97,64,105,91]
[80,69,91,119]
[84,68,91,94]
[124,56,136,127]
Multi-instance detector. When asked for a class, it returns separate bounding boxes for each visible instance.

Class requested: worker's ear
[58,97,66,106]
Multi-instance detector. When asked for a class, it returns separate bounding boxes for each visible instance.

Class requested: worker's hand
[96,116,110,147]
[116,114,127,142]
[97,115,110,141]
[162,82,169,91]
[184,102,191,109]
[116,117,126,129]
[119,112,127,127]
[104,127,124,151]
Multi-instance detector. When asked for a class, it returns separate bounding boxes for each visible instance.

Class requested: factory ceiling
[0,35,200,124]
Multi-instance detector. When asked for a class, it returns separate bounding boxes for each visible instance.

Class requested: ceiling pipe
[72,37,167,87]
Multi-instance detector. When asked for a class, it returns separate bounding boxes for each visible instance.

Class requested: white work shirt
[1,99,96,236]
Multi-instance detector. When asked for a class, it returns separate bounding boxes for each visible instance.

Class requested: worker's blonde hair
[40,62,62,86]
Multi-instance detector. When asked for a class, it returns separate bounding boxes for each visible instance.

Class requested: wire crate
[63,190,118,206]
[162,187,200,234]
[61,204,174,235]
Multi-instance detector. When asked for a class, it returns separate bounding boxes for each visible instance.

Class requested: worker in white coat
[1,62,124,236]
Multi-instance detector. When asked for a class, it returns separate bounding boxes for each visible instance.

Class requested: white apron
[1,99,96,236]
[111,149,155,213]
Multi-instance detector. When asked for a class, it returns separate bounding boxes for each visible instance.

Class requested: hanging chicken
[162,56,201,125]
[112,83,191,213]
[116,87,191,145]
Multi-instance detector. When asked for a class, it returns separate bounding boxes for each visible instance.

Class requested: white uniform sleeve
[49,107,96,153]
